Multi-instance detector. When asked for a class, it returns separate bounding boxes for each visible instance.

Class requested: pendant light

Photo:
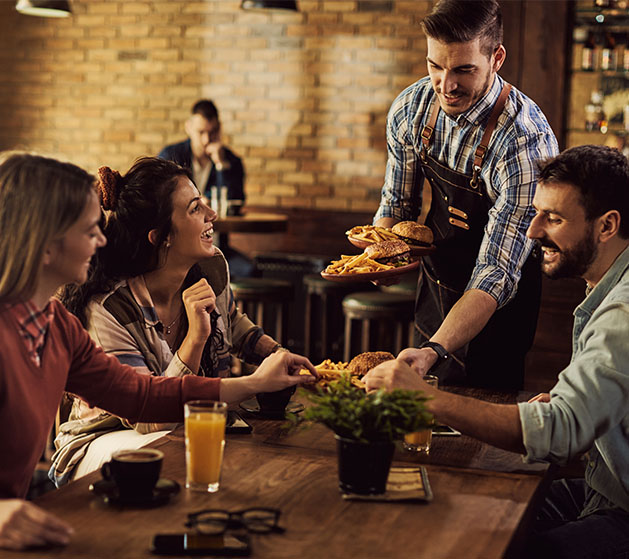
[16,0,71,18]
[241,0,298,12]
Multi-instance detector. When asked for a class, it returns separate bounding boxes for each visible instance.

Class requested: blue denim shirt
[519,245,629,514]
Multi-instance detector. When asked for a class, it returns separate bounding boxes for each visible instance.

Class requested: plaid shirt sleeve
[468,125,559,308]
[374,88,425,223]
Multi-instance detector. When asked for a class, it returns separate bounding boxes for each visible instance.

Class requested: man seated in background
[364,145,629,559]
[159,99,253,278]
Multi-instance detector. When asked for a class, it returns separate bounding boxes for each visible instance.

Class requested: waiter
[374,0,558,389]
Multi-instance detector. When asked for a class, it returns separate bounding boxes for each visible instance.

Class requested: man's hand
[363,358,436,394]
[205,139,228,169]
[0,499,73,550]
[397,347,439,376]
[528,393,550,403]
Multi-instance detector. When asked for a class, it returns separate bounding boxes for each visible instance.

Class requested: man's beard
[436,68,493,116]
[538,224,598,280]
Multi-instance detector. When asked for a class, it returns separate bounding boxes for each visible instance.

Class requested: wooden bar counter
[9,390,551,559]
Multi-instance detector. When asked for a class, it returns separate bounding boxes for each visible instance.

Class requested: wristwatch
[419,341,450,370]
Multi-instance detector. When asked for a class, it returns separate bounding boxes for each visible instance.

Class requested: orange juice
[184,401,227,492]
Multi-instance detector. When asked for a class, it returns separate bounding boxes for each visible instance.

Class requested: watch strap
[419,341,450,369]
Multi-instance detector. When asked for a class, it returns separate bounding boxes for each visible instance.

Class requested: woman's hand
[182,279,216,344]
[0,499,73,550]
[219,352,319,403]
[177,279,217,373]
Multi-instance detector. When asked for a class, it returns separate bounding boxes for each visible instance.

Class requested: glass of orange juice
[185,400,228,492]
[403,375,438,453]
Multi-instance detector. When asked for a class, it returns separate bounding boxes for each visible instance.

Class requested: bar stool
[379,269,419,296]
[230,277,293,346]
[342,291,415,362]
[303,274,363,363]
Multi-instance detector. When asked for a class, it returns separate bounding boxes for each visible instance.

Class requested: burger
[392,221,434,247]
[364,240,410,267]
[348,351,395,376]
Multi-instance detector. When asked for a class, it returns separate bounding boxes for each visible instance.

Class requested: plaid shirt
[9,300,55,367]
[375,75,559,308]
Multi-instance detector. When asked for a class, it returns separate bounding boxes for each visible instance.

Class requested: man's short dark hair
[191,99,219,122]
[421,0,503,57]
[537,145,629,239]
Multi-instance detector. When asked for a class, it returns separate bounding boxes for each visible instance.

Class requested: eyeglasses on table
[185,507,285,535]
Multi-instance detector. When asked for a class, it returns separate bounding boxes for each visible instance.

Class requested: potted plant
[291,374,432,495]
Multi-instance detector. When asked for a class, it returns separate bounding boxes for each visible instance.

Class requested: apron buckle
[470,165,481,189]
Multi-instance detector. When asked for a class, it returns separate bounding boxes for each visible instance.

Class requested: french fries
[300,359,365,390]
[324,253,394,275]
[346,224,400,243]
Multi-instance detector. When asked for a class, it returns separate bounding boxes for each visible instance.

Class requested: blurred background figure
[159,99,253,278]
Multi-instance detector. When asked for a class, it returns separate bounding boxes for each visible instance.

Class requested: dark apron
[415,84,541,390]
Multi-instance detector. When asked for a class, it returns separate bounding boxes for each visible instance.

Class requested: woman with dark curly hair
[51,157,289,484]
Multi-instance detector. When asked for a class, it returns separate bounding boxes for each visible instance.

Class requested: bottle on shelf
[594,0,614,7]
[582,31,597,71]
[601,32,617,71]
[585,91,607,133]
[624,33,629,73]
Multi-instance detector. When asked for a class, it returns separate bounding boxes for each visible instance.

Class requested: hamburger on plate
[364,240,411,267]
[391,221,434,247]
[348,351,395,376]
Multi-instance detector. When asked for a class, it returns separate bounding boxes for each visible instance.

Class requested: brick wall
[0,0,431,213]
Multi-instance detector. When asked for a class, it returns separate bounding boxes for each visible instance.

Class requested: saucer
[89,478,180,507]
[239,398,305,419]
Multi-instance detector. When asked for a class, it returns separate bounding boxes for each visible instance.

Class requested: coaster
[341,467,433,502]
[239,398,305,418]
[89,478,180,507]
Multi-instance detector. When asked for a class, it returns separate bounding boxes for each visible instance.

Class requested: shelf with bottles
[573,28,629,72]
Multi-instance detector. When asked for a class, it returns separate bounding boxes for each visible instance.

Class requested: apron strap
[470,83,512,188]
[420,94,441,161]
[418,83,513,187]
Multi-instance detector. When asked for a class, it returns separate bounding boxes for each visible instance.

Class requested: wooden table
[11,390,552,559]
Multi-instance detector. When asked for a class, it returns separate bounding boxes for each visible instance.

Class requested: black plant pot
[335,435,395,495]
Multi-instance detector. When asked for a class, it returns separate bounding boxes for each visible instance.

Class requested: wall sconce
[241,0,298,12]
[15,0,71,17]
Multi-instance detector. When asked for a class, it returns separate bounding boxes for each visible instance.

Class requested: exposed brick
[0,0,433,213]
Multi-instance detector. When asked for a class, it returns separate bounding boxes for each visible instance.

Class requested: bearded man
[366,145,629,559]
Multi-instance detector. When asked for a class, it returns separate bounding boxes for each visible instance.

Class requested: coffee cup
[101,448,163,501]
[256,385,296,417]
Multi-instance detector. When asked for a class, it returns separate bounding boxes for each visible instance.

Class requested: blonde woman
[0,153,316,551]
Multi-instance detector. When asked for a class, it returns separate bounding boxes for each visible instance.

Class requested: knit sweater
[0,298,220,499]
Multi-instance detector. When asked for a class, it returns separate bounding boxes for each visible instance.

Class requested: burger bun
[348,351,395,376]
[392,221,434,246]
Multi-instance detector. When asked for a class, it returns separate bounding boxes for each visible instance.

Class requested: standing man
[159,99,252,277]
[374,0,559,389]
[365,145,629,559]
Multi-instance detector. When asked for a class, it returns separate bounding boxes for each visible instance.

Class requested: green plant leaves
[292,373,433,444]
